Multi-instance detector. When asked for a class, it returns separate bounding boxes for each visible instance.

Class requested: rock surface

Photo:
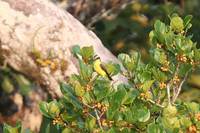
[0,0,119,98]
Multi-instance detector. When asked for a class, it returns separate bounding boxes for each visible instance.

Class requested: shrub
[4,15,200,133]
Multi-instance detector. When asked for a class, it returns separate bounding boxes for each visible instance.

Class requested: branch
[147,99,164,108]
[82,102,95,109]
[172,72,188,103]
[87,0,136,29]
[166,63,180,105]
[166,83,171,105]
[94,109,103,130]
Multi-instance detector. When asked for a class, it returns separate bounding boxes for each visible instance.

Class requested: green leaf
[184,15,193,29]
[72,45,81,58]
[77,121,85,129]
[94,80,110,101]
[39,101,51,118]
[62,128,72,133]
[3,122,22,133]
[152,68,167,81]
[179,39,193,52]
[113,111,124,121]
[122,89,139,105]
[115,120,128,127]
[60,83,82,109]
[141,80,155,92]
[107,128,117,133]
[120,128,132,133]
[107,88,126,119]
[39,100,60,118]
[185,23,192,32]
[178,64,192,77]
[63,95,82,110]
[74,83,85,97]
[1,76,14,94]
[70,80,85,97]
[179,116,192,127]
[80,46,94,61]
[105,62,120,76]
[39,117,57,133]
[61,111,79,122]
[124,108,136,122]
[154,20,166,34]
[44,123,50,133]
[194,49,200,61]
[14,74,31,96]
[162,117,180,130]
[3,126,18,133]
[152,48,167,64]
[79,60,93,81]
[170,16,184,33]
[147,123,162,133]
[137,108,150,122]
[185,102,199,113]
[60,83,75,96]
[149,31,155,44]
[82,92,93,104]
[162,105,177,117]
[15,122,22,132]
[137,68,152,83]
[196,121,200,130]
[118,53,135,71]
[85,116,96,131]
[48,101,60,117]
[175,37,183,53]
[164,32,173,46]
[130,51,141,66]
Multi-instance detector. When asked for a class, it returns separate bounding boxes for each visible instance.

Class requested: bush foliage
[4,15,200,133]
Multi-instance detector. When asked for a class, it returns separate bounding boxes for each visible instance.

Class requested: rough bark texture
[0,0,125,131]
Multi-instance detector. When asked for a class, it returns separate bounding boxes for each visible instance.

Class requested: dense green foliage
[2,1,200,132]
[4,14,200,133]
[34,15,200,132]
[3,8,200,133]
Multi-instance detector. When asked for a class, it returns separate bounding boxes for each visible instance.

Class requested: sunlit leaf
[137,108,150,122]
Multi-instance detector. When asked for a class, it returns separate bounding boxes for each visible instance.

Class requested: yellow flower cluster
[160,61,170,72]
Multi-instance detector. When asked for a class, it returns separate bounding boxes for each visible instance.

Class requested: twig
[100,112,105,118]
[166,83,171,105]
[87,0,136,29]
[88,113,96,119]
[150,87,156,100]
[172,86,176,98]
[166,63,180,105]
[147,99,164,108]
[172,72,188,103]
[83,102,104,130]
[94,109,103,130]
[82,102,95,109]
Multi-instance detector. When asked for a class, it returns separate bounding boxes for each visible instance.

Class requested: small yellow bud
[173,75,180,84]
[195,113,200,121]
[159,82,166,89]
[170,16,184,33]
[188,125,197,133]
